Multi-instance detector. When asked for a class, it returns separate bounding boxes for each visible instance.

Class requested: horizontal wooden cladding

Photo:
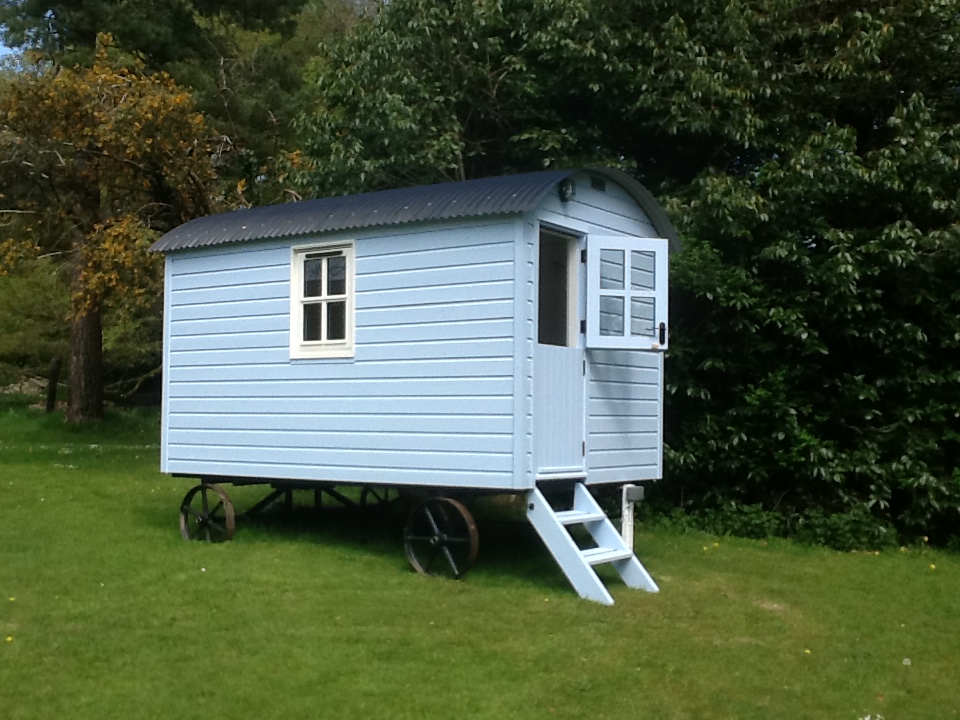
[590,381,660,402]
[168,242,288,274]
[589,363,660,386]
[170,262,288,292]
[586,465,659,484]
[360,299,512,327]
[164,459,516,490]
[359,318,512,344]
[360,279,513,309]
[166,444,514,474]
[590,416,659,434]
[169,298,288,323]
[167,357,514,381]
[357,259,512,293]
[170,395,512,416]
[588,448,659,470]
[168,412,512,435]
[168,315,513,348]
[167,428,510,454]
[170,330,287,352]
[170,314,285,337]
[168,376,510,399]
[588,398,659,417]
[170,282,286,307]
[167,337,513,366]
[590,431,659,451]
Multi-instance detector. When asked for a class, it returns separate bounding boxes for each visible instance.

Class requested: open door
[586,236,669,351]
[533,229,585,477]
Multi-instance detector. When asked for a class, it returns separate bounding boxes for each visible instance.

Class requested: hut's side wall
[161,218,520,490]
[530,171,664,486]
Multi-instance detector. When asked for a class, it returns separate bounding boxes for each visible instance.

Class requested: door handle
[658,322,666,345]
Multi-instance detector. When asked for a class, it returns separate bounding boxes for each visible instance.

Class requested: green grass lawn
[1,395,958,720]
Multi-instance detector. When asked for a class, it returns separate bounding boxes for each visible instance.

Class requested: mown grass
[1,394,958,720]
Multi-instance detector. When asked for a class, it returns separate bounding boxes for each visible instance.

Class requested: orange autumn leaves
[0,34,218,316]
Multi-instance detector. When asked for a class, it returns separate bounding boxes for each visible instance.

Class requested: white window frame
[290,241,355,359]
[586,235,669,351]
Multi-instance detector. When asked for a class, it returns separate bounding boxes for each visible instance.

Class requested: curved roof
[150,167,680,253]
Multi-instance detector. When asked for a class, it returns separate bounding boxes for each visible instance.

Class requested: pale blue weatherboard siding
[585,350,662,483]
[163,220,519,490]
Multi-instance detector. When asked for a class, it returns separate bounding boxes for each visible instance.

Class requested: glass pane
[327,301,346,340]
[599,295,624,336]
[303,303,322,341]
[631,251,656,291]
[599,249,624,290]
[304,258,323,297]
[328,256,346,296]
[631,298,655,336]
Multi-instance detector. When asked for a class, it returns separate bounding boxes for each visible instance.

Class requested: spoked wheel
[179,483,236,543]
[403,497,478,579]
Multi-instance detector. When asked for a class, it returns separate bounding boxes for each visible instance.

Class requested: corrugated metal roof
[151,168,680,252]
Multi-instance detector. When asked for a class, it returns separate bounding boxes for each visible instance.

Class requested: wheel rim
[179,483,236,542]
[403,497,478,579]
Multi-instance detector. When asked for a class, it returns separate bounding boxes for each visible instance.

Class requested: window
[586,236,668,351]
[290,242,355,358]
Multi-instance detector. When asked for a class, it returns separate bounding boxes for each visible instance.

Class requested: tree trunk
[67,307,104,422]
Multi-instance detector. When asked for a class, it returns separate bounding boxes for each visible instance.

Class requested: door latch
[658,322,666,345]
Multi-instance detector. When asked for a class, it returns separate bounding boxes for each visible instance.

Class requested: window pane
[304,258,323,297]
[327,301,346,340]
[599,249,624,290]
[631,251,656,291]
[328,256,346,296]
[303,303,322,341]
[599,295,624,336]
[630,298,655,336]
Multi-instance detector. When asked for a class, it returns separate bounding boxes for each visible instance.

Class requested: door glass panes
[631,251,656,291]
[630,298,655,336]
[599,249,624,289]
[303,303,322,341]
[327,301,346,340]
[587,236,668,350]
[328,256,346,296]
[599,295,624,336]
[304,258,323,297]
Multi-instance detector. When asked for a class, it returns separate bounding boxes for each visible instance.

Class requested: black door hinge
[580,249,587,263]
[580,319,586,334]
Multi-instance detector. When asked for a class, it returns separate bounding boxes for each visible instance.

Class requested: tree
[291,0,630,196]
[0,38,219,421]
[293,0,960,540]
[1,0,363,206]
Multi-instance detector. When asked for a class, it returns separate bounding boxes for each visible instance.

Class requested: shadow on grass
[138,485,573,594]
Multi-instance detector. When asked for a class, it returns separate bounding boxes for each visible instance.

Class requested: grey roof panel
[151,168,680,252]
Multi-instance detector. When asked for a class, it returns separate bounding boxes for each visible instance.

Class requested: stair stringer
[526,483,660,605]
[526,486,616,605]
[572,483,659,593]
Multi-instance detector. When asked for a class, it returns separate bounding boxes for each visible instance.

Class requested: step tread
[554,509,607,526]
[580,546,634,565]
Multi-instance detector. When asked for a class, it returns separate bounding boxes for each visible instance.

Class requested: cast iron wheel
[179,483,236,543]
[403,497,478,579]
